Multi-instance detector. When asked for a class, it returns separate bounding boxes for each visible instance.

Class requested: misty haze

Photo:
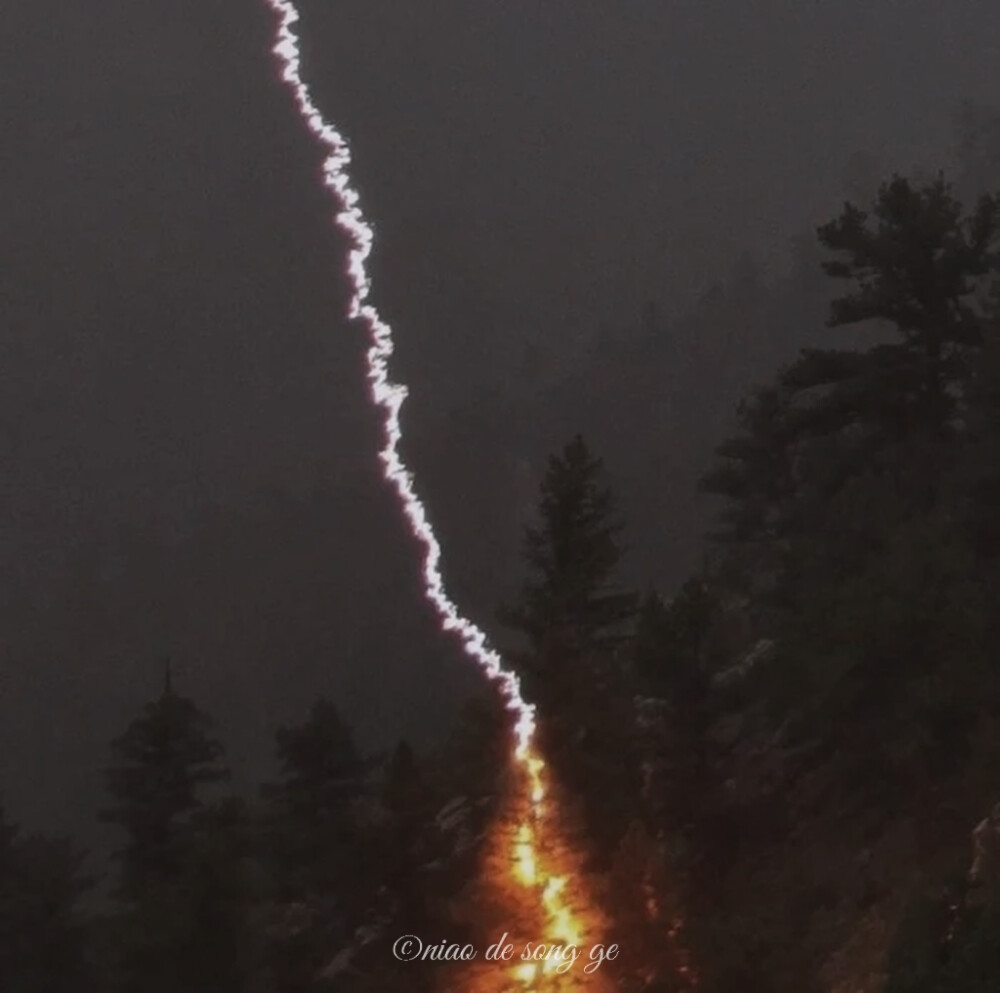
[2,1,1000,990]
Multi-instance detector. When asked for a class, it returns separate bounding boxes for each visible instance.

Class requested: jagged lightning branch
[263,0,538,759]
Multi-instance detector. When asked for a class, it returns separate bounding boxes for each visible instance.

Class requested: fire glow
[261,2,597,988]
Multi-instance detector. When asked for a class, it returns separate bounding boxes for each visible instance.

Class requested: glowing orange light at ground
[500,748,609,992]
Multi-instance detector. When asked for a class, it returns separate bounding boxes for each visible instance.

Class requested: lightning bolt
[261,1,537,759]
[260,9,618,990]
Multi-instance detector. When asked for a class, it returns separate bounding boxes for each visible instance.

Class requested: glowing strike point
[262,0,543,763]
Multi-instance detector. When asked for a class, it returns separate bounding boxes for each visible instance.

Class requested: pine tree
[101,674,231,993]
[269,699,365,874]
[261,699,369,992]
[499,434,637,711]
[703,177,1000,596]
[817,174,1000,451]
[102,672,228,897]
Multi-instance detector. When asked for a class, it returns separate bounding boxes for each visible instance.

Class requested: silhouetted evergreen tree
[500,434,637,711]
[101,676,235,993]
[816,175,999,500]
[102,673,228,899]
[269,698,366,889]
[260,699,370,992]
[707,177,1000,561]
[819,175,998,410]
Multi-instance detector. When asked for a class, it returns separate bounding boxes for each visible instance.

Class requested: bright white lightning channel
[263,1,538,760]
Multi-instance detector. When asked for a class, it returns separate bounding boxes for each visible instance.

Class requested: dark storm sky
[1,0,998,842]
